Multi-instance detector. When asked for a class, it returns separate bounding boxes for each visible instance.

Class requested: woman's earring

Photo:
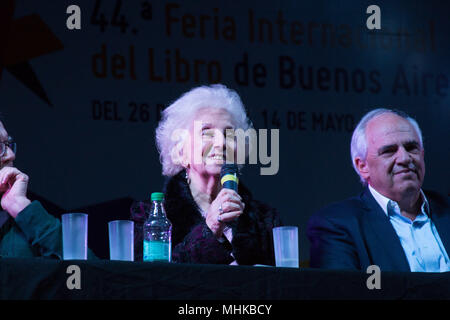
[185,171,191,185]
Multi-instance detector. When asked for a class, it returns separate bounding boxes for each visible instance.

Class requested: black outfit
[134,171,281,265]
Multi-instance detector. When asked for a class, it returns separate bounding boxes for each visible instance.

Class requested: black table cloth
[1,258,449,300]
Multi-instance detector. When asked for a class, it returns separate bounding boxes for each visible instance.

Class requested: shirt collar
[368,185,430,217]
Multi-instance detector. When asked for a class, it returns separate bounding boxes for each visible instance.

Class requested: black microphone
[220,164,239,192]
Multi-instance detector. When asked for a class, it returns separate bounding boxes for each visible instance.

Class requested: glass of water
[272,226,299,268]
[62,213,88,260]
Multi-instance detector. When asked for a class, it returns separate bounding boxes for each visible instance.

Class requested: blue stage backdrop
[1,0,449,262]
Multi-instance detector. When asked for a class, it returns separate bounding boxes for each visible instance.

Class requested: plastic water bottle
[143,192,172,262]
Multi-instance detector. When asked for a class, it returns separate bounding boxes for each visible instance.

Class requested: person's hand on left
[0,167,31,218]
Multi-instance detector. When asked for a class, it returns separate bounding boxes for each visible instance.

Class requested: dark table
[1,258,450,300]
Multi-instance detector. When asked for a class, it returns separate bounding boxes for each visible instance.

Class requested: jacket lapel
[360,188,410,271]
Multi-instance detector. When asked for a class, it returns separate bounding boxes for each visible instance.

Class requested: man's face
[0,121,15,169]
[357,113,425,199]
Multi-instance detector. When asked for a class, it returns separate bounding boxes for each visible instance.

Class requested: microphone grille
[221,164,238,177]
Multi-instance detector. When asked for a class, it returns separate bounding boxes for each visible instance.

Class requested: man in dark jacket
[307,109,450,272]
[0,120,63,258]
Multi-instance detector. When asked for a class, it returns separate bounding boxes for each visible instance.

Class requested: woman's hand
[205,188,245,238]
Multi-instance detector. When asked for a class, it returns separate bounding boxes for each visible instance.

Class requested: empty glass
[272,226,299,268]
[62,213,88,260]
[108,220,134,261]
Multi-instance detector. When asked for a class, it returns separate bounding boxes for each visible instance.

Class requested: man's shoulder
[311,191,368,222]
[424,190,450,210]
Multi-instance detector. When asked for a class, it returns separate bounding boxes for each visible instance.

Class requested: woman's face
[185,107,236,177]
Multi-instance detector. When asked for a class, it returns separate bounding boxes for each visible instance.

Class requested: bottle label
[143,240,171,262]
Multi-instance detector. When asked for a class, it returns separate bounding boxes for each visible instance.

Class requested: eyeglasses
[0,136,17,157]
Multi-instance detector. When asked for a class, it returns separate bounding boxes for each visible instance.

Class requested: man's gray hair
[350,108,423,185]
[156,84,252,176]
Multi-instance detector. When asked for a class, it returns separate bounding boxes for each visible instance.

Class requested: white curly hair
[156,84,253,176]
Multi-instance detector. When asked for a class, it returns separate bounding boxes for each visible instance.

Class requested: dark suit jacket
[306,187,450,271]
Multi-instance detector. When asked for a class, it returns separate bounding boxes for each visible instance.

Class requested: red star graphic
[0,0,64,106]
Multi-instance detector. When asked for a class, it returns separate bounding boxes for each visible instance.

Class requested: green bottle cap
[151,192,164,201]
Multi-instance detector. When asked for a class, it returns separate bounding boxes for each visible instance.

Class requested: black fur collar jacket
[163,171,282,265]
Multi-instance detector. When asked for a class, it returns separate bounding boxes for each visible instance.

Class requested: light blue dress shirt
[369,185,450,272]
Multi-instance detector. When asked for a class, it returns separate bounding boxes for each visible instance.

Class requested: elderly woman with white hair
[134,84,281,265]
